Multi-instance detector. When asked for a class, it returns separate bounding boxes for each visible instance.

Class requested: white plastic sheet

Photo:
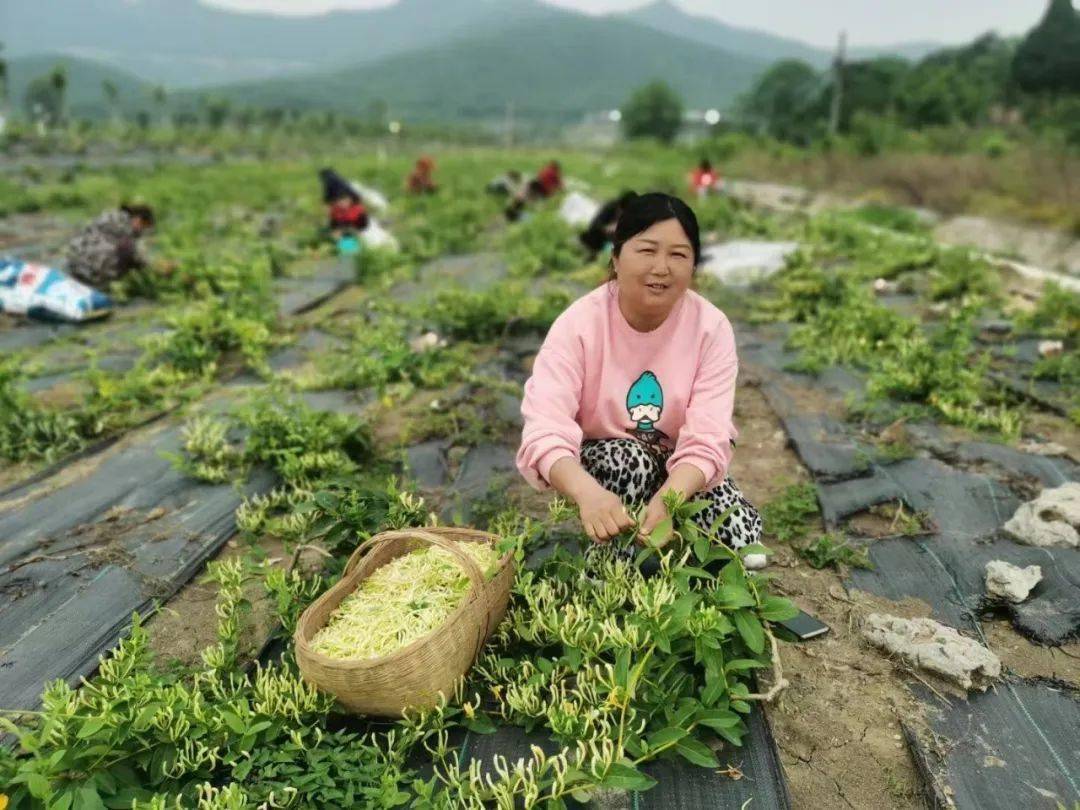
[350,182,389,213]
[698,240,799,285]
[361,218,399,251]
[558,191,600,228]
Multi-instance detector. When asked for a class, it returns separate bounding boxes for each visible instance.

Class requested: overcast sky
[206,0,1056,49]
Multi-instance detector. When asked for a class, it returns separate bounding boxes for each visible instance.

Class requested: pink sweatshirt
[517,282,739,491]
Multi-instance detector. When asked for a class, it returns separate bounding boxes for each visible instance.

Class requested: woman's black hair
[318,167,360,204]
[611,192,701,266]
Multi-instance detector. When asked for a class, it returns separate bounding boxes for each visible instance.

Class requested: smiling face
[612,217,695,328]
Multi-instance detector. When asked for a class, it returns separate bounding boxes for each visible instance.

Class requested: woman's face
[612,217,695,321]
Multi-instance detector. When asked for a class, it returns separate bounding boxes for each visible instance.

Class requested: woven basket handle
[343,529,487,599]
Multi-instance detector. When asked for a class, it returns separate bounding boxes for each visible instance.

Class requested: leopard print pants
[580,438,763,551]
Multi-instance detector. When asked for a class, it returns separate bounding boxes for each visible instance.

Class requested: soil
[731,378,931,810]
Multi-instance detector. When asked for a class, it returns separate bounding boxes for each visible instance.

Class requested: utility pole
[828,30,847,137]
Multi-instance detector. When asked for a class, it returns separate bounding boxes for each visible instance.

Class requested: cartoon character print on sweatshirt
[626,371,670,450]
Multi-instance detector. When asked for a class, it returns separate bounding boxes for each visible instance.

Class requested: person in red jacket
[406,156,438,194]
[506,160,564,220]
[689,158,720,198]
[533,160,563,198]
[319,168,369,234]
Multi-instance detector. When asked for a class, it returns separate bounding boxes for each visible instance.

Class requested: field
[0,146,1078,809]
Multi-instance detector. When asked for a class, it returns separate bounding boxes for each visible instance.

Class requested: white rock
[1016,439,1069,457]
[1037,339,1064,358]
[410,331,446,353]
[1003,483,1080,549]
[985,561,1042,603]
[873,278,900,295]
[862,613,1001,691]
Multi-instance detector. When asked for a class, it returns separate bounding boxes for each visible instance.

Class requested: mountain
[622,1,830,66]
[7,55,154,120]
[0,0,549,88]
[622,0,945,67]
[180,13,770,122]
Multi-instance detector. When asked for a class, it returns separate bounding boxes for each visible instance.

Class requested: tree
[24,67,68,128]
[621,80,683,144]
[103,79,120,124]
[49,66,68,125]
[834,58,910,131]
[897,34,1014,127]
[1013,0,1080,94]
[739,59,822,143]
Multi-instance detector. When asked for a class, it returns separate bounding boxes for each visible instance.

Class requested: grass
[761,483,820,544]
[800,533,873,571]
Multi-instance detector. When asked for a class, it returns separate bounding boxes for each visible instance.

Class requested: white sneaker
[744,551,768,570]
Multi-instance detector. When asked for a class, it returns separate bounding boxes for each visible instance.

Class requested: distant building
[565,108,725,146]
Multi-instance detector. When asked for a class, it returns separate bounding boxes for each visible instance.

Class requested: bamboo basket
[294,527,514,716]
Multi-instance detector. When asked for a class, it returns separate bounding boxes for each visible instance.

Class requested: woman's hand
[639,464,707,547]
[639,493,674,547]
[576,485,634,543]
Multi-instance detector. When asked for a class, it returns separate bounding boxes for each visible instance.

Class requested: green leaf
[712,720,746,747]
[614,648,631,687]
[27,773,51,799]
[739,543,770,557]
[601,763,658,792]
[76,718,108,739]
[759,596,799,622]
[646,727,688,751]
[671,698,699,727]
[648,518,674,547]
[701,678,728,706]
[697,709,741,730]
[717,585,756,608]
[678,566,714,581]
[75,786,108,810]
[693,536,710,564]
[221,711,248,736]
[465,712,497,735]
[734,610,765,654]
[675,737,718,768]
[725,658,768,673]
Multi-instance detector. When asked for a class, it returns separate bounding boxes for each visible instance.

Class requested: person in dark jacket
[579,191,636,258]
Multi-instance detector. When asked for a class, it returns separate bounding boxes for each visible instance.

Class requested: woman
[516,192,766,568]
[318,168,369,233]
[689,158,719,199]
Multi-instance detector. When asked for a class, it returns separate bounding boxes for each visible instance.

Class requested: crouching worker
[319,168,369,236]
[516,192,767,568]
[579,191,635,259]
[66,204,154,290]
[689,158,721,199]
[506,160,563,221]
[406,156,438,195]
